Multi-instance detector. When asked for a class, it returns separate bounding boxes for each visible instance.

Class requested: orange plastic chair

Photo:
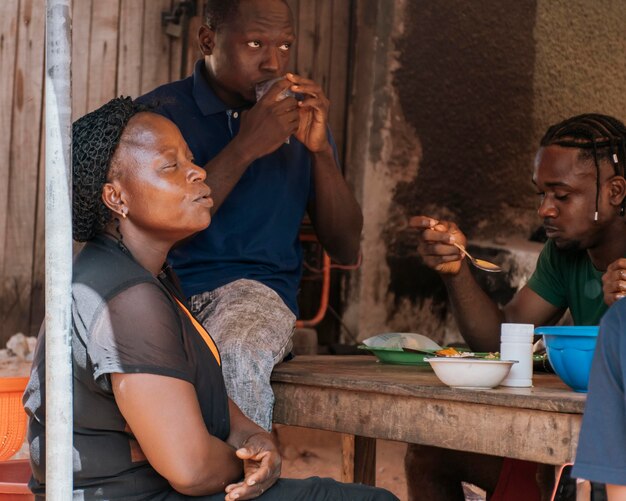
[0,377,33,500]
[550,463,580,501]
[0,459,33,499]
[296,232,331,329]
[0,378,29,462]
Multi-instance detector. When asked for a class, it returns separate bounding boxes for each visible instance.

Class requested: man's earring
[620,205,625,217]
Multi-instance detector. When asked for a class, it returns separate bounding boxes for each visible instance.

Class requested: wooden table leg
[341,434,355,483]
[341,434,376,485]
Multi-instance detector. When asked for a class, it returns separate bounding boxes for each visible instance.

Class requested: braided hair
[72,96,147,242]
[540,113,626,220]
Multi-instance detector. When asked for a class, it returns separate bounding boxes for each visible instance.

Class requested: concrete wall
[343,0,626,343]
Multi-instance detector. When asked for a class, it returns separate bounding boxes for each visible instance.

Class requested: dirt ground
[275,424,408,500]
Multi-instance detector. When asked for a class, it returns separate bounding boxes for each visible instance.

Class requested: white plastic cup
[500,323,534,387]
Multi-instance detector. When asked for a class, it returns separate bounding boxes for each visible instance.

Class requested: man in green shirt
[408,113,626,500]
[527,238,608,326]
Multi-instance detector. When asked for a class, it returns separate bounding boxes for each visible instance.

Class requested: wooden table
[270,355,586,484]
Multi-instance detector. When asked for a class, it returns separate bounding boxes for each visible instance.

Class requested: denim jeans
[189,279,295,430]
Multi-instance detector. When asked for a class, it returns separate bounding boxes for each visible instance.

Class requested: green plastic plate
[358,345,434,366]
[357,346,525,366]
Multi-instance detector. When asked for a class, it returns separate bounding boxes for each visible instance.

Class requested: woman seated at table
[23,97,397,501]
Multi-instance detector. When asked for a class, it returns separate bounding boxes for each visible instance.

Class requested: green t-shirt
[527,239,607,325]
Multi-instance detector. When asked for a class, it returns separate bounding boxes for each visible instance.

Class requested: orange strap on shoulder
[174,297,221,366]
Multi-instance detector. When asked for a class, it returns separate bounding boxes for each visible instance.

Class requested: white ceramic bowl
[426,358,517,389]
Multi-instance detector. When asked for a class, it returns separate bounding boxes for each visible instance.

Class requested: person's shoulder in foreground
[572,297,626,497]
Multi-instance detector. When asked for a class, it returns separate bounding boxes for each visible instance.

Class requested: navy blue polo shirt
[137,60,322,314]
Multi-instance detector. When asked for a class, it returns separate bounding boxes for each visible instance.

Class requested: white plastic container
[500,323,534,387]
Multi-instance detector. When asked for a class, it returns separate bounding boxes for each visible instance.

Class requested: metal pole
[45,0,73,498]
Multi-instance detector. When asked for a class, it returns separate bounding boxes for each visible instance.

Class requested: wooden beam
[86,0,121,112]
[168,0,204,82]
[117,0,145,98]
[341,434,377,486]
[29,112,46,337]
[140,0,171,94]
[327,0,352,161]
[2,0,46,345]
[354,435,376,485]
[341,434,355,483]
[184,1,204,77]
[295,0,315,79]
[285,0,299,73]
[0,1,20,281]
[71,0,93,120]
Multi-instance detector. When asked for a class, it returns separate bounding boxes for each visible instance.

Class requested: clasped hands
[225,432,281,500]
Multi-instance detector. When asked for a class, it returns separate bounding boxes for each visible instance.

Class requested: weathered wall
[532,1,626,140]
[344,0,626,343]
[343,0,423,338]
[395,0,538,236]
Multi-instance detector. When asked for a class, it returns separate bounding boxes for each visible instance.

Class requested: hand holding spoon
[452,242,502,273]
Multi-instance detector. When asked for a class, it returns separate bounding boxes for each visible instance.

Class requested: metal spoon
[453,242,502,273]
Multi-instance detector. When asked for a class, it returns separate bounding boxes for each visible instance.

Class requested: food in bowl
[534,325,598,393]
[426,358,517,389]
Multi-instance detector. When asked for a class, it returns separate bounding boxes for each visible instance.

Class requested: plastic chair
[0,459,33,499]
[296,232,331,329]
[550,463,580,501]
[0,377,33,500]
[0,378,29,461]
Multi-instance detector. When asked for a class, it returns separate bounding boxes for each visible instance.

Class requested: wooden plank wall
[286,0,351,160]
[0,0,352,346]
[0,0,204,344]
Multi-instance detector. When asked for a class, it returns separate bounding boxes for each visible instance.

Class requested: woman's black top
[23,234,229,499]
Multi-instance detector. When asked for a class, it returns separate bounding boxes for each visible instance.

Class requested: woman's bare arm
[112,373,242,496]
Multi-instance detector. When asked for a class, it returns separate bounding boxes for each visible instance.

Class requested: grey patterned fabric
[190,279,295,430]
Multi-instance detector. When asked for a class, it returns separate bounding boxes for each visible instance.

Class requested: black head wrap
[72,96,147,241]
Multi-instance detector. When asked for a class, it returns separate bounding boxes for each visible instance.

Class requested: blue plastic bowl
[534,326,599,393]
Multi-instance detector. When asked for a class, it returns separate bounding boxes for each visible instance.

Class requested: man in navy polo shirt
[137,0,362,430]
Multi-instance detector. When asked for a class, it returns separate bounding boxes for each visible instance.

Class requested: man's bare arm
[444,266,564,352]
[409,215,563,352]
[307,145,362,264]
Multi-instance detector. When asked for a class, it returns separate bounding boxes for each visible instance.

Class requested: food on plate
[435,348,500,359]
[435,347,464,357]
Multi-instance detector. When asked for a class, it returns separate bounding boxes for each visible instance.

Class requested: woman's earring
[121,207,128,219]
[620,205,625,217]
